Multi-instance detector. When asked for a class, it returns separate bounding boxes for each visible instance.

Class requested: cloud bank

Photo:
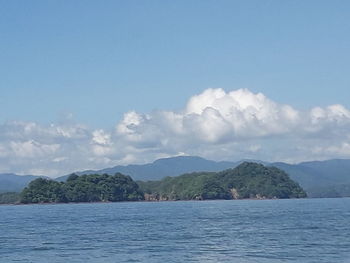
[1,88,350,177]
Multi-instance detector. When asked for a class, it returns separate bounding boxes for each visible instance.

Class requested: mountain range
[1,156,350,197]
[0,173,46,193]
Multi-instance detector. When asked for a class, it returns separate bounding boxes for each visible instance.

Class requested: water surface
[1,198,350,262]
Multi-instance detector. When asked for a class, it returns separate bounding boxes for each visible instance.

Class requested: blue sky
[1,1,350,175]
[1,0,349,127]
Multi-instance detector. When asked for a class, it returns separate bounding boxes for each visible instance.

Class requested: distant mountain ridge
[56,156,241,182]
[272,159,350,197]
[1,156,350,197]
[0,173,43,193]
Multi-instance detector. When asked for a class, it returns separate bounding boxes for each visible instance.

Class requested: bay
[1,198,350,263]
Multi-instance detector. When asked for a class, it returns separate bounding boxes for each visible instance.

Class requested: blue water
[1,198,350,263]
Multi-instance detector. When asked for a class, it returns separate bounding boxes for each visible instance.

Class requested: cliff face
[230,188,240,199]
[144,193,169,201]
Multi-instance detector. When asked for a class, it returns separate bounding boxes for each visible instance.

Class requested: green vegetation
[138,162,307,200]
[0,192,20,204]
[20,173,144,204]
[17,162,306,204]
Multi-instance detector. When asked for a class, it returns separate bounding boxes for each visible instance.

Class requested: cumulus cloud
[1,88,350,177]
[114,88,350,163]
[117,88,350,142]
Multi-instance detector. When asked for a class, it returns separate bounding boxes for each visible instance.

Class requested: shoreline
[0,196,314,206]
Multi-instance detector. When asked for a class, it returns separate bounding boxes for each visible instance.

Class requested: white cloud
[116,89,306,147]
[114,88,350,163]
[10,140,60,158]
[1,88,350,177]
[52,157,68,163]
[92,129,111,145]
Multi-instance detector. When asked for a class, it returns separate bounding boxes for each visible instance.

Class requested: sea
[1,198,350,263]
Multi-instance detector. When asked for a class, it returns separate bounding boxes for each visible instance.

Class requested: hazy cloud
[1,88,350,177]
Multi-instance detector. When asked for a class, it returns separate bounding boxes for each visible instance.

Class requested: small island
[20,173,144,204]
[16,162,306,204]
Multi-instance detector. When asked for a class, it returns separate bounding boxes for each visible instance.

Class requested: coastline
[0,196,311,206]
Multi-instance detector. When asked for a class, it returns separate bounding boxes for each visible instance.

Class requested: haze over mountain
[0,173,43,193]
[273,159,350,197]
[56,156,239,182]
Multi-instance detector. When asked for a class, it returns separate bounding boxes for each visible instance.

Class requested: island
[138,162,306,201]
[20,173,144,204]
[15,162,306,204]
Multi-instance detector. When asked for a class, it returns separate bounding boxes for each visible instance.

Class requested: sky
[0,0,350,177]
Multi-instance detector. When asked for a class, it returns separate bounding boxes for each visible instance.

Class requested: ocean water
[1,198,350,263]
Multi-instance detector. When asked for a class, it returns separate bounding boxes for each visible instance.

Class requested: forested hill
[20,173,144,204]
[138,162,307,201]
[16,162,306,204]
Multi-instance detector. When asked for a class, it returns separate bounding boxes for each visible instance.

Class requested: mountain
[56,156,240,182]
[0,173,42,193]
[272,159,350,197]
[298,159,350,185]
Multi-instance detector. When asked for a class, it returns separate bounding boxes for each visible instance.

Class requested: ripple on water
[0,199,350,263]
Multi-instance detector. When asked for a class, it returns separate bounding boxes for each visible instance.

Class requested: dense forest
[138,162,307,200]
[20,173,144,204]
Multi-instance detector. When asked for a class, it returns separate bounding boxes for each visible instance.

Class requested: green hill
[138,162,307,200]
[20,173,144,204]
